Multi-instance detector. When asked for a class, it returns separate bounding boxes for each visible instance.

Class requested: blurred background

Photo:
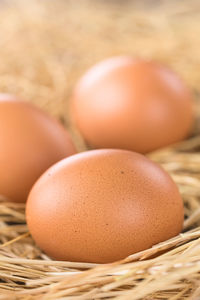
[0,0,200,148]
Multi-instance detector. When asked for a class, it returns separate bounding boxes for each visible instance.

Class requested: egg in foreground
[26,149,184,263]
[71,56,193,153]
[0,95,76,202]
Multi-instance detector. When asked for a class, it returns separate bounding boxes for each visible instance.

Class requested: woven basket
[1,0,200,299]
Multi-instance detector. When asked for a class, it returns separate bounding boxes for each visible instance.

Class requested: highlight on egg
[26,149,184,263]
[0,94,76,202]
[71,56,193,153]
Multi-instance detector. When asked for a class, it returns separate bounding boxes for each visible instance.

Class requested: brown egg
[0,95,76,202]
[71,57,193,153]
[26,149,183,263]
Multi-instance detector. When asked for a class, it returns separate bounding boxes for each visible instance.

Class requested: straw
[0,0,200,298]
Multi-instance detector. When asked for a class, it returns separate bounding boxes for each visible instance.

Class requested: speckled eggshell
[0,95,76,202]
[71,56,193,153]
[26,149,184,263]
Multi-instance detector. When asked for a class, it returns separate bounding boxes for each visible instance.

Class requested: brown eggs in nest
[0,95,76,202]
[26,149,184,263]
[71,56,193,153]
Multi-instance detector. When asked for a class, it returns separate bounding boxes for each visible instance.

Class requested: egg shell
[0,95,76,202]
[71,57,193,153]
[26,149,184,263]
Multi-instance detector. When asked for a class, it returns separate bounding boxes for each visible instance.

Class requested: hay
[0,0,200,298]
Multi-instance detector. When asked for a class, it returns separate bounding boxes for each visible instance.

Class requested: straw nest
[1,0,200,299]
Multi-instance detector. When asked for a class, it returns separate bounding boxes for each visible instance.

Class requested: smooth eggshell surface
[71,57,193,153]
[26,149,184,263]
[0,95,76,202]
